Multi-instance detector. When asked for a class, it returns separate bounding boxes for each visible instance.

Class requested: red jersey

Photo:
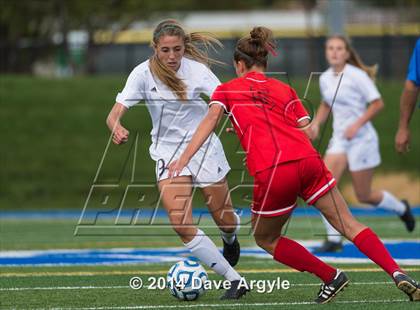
[210,71,318,176]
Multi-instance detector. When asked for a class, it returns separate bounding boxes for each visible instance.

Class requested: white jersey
[319,63,381,140]
[116,57,220,143]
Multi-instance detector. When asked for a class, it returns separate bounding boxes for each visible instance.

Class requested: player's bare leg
[314,186,420,301]
[158,176,245,299]
[158,176,196,243]
[351,168,415,231]
[201,178,237,233]
[315,153,348,252]
[324,154,348,182]
[252,212,348,304]
[251,212,289,255]
[201,178,240,266]
[314,187,366,240]
[350,168,382,204]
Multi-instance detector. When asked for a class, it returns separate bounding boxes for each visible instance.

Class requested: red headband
[265,43,278,57]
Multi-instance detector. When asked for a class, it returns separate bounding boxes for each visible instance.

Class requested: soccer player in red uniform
[168,27,420,303]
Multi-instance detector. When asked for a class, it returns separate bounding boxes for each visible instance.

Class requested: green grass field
[1,76,419,210]
[1,215,419,309]
[2,264,420,309]
[1,214,418,250]
[1,75,419,309]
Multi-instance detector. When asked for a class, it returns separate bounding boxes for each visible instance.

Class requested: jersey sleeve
[355,71,381,103]
[407,38,420,86]
[115,68,146,109]
[289,87,311,123]
[198,66,221,97]
[209,84,229,113]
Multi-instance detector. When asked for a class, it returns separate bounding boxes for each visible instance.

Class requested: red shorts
[251,155,336,217]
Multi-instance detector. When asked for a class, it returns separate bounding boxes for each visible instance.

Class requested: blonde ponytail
[347,45,378,80]
[149,55,187,100]
[185,32,224,67]
[149,20,223,100]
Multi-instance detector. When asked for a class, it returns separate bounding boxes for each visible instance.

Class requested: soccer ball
[167,259,208,301]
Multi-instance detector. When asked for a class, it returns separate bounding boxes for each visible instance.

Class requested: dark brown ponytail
[234,27,276,69]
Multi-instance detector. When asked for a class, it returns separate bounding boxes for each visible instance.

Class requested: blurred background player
[106,19,244,299]
[395,37,420,154]
[309,35,416,253]
[168,27,420,304]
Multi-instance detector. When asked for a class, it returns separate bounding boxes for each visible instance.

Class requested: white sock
[221,212,240,245]
[375,191,405,215]
[321,214,342,243]
[184,229,241,281]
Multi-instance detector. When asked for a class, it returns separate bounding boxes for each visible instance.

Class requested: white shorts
[149,136,231,188]
[326,133,381,172]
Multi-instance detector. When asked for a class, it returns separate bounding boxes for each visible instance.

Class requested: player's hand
[344,123,360,140]
[395,127,410,153]
[112,126,129,145]
[168,156,188,178]
[308,124,320,140]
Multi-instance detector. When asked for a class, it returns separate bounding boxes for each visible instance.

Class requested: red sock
[274,237,337,283]
[353,228,402,277]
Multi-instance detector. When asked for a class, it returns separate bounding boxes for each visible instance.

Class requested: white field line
[2,267,420,278]
[2,240,418,256]
[28,299,409,310]
[0,281,395,292]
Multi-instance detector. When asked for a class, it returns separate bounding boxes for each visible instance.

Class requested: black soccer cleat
[222,235,240,267]
[394,272,420,301]
[220,279,249,300]
[400,200,416,232]
[315,269,349,304]
[313,240,343,253]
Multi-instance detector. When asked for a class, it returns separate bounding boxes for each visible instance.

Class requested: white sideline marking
[1,239,417,256]
[0,281,395,291]
[29,299,408,309]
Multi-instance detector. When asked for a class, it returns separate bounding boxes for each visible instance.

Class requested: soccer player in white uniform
[310,35,416,253]
[106,20,245,299]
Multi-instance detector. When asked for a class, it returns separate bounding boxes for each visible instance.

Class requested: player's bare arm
[309,101,331,140]
[344,98,384,140]
[106,102,129,145]
[396,80,419,153]
[168,104,224,177]
[298,117,312,138]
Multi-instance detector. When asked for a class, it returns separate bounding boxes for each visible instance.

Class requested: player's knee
[254,237,268,250]
[254,236,274,252]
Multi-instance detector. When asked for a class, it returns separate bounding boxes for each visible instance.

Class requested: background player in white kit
[106,20,247,299]
[310,35,416,253]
